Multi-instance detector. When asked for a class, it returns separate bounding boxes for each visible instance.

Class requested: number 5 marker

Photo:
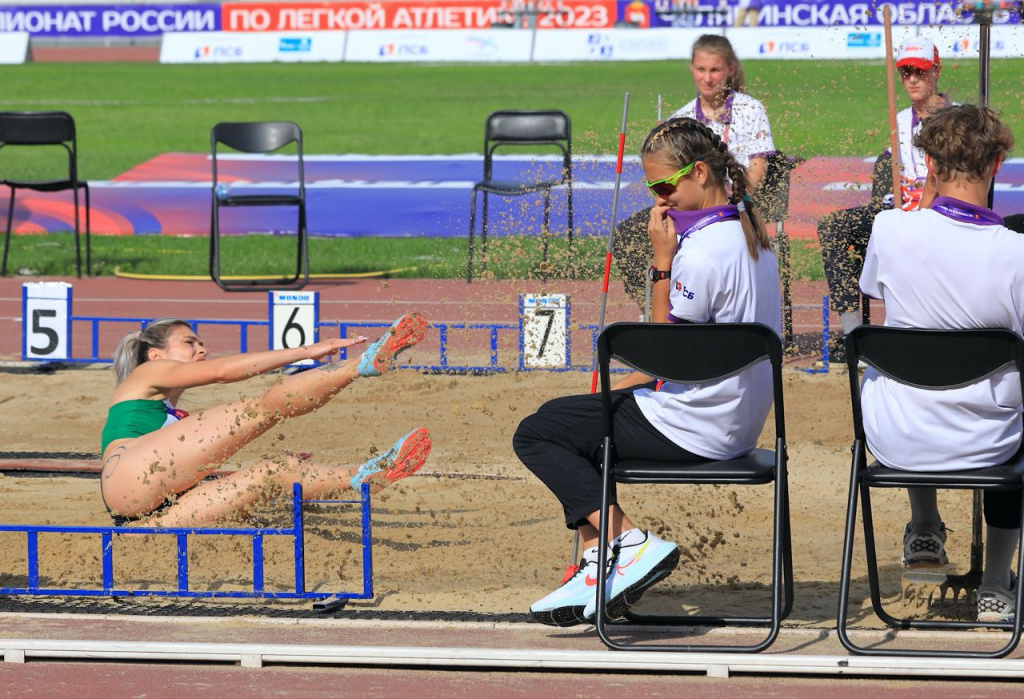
[22,282,71,361]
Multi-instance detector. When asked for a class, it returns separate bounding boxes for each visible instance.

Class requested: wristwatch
[647,266,670,283]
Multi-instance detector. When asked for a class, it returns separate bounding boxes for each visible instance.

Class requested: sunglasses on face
[644,160,700,197]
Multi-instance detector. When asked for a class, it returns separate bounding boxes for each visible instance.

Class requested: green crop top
[100,399,190,454]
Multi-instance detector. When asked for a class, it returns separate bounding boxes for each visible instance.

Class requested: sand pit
[0,366,983,626]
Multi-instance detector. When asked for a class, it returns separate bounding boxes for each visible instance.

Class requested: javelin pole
[883,6,902,207]
[564,92,630,581]
[590,92,631,393]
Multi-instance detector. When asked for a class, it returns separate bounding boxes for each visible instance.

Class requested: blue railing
[60,316,603,373]
[0,483,372,601]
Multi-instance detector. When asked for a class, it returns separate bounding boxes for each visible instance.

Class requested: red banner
[223,0,616,32]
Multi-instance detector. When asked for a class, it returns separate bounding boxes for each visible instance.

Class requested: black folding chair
[210,121,309,292]
[466,110,573,283]
[837,326,1024,658]
[594,322,792,652]
[754,152,795,350]
[0,111,91,278]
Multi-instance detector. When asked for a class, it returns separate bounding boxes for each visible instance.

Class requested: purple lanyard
[667,205,741,251]
[929,196,1004,226]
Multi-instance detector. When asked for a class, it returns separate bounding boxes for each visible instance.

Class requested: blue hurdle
[31,315,606,373]
[0,483,373,603]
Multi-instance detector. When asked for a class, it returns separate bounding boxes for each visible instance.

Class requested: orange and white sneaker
[357,312,428,377]
[530,546,613,627]
[350,427,431,490]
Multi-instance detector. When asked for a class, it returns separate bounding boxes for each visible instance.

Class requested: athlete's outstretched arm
[133,337,366,391]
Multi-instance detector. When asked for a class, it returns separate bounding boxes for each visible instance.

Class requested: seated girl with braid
[100,312,430,527]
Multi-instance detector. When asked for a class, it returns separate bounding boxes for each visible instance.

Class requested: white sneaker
[530,549,612,627]
[902,522,949,568]
[978,573,1017,624]
[599,531,680,617]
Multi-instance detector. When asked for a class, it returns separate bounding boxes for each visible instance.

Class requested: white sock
[582,545,613,566]
[982,526,1020,590]
[907,488,942,532]
[840,311,861,337]
[613,528,647,549]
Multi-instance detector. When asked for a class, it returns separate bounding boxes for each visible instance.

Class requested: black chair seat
[475,179,557,195]
[615,448,776,484]
[2,177,81,192]
[862,452,1024,489]
[219,194,302,207]
[1,110,91,278]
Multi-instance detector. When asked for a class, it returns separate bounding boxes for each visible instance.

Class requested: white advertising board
[0,32,29,64]
[160,30,345,63]
[532,27,700,61]
[344,29,532,62]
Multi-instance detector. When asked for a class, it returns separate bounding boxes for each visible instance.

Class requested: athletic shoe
[601,531,680,615]
[349,427,432,490]
[902,522,949,568]
[357,312,428,377]
[531,552,611,627]
[978,572,1017,624]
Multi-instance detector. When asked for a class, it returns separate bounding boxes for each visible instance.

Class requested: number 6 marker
[269,290,319,366]
[22,282,71,361]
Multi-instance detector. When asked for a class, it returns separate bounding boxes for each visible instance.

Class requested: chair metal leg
[2,187,14,276]
[566,179,574,281]
[481,192,490,277]
[541,188,551,283]
[209,200,221,284]
[595,436,616,648]
[837,440,866,653]
[776,221,793,350]
[71,180,82,279]
[467,187,479,283]
[838,441,1023,657]
[83,182,92,277]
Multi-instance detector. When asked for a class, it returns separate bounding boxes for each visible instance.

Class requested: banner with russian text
[0,3,220,37]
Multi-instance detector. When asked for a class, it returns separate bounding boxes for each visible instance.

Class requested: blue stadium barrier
[46,315,604,373]
[0,483,373,602]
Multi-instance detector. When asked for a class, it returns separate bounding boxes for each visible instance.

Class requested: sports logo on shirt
[675,282,695,300]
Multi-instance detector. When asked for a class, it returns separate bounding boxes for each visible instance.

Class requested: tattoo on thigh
[102,447,125,480]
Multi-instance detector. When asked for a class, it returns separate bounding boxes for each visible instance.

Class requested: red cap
[896,37,940,71]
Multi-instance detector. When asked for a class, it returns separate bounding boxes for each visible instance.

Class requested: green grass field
[1,59,1022,279]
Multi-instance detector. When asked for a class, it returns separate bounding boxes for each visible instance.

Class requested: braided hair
[641,117,770,260]
[112,318,194,386]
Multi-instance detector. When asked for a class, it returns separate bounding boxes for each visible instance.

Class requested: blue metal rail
[0,483,372,600]
[58,315,604,373]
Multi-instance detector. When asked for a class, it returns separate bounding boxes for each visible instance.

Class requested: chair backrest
[845,325,1024,438]
[0,111,75,147]
[210,121,304,192]
[482,109,571,182]
[598,322,785,439]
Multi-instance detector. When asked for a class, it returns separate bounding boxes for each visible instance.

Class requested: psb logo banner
[759,39,810,55]
[379,42,428,56]
[194,44,243,59]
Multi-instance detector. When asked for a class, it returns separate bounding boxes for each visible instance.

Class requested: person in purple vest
[859,104,1024,622]
[515,117,781,628]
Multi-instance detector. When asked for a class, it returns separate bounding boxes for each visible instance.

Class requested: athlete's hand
[304,336,367,361]
[647,204,677,268]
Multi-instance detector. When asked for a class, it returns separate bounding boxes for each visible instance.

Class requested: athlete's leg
[103,313,428,517]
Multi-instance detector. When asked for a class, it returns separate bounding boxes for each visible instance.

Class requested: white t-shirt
[634,207,782,460]
[671,91,775,168]
[859,201,1024,471]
